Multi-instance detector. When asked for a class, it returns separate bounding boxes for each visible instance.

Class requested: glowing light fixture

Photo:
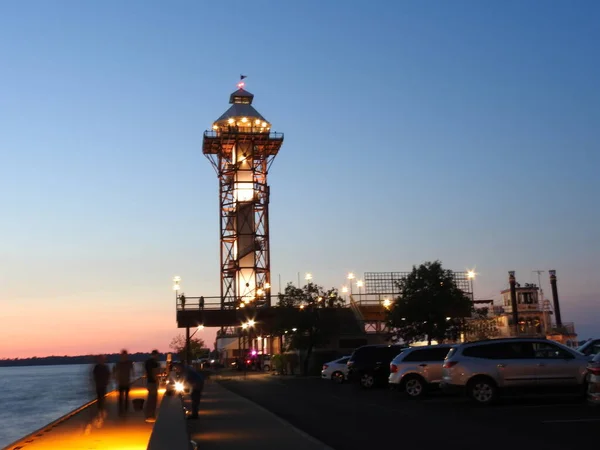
[228,118,234,124]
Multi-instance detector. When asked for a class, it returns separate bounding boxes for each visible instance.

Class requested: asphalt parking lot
[218,373,599,450]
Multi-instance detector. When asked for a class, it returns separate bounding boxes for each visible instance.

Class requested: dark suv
[347,345,405,389]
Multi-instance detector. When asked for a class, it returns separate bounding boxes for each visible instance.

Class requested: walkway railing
[177,296,223,311]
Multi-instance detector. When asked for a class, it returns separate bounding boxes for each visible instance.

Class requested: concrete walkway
[4,382,163,450]
[185,380,333,450]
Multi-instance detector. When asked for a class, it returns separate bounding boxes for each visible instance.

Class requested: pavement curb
[216,381,335,450]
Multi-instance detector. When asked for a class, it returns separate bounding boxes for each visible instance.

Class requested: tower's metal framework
[203,84,283,310]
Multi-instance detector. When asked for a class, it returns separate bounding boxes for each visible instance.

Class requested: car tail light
[588,366,600,376]
[443,361,458,369]
[390,364,398,373]
[323,364,329,370]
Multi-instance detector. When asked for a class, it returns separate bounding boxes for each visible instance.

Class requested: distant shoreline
[0,352,166,368]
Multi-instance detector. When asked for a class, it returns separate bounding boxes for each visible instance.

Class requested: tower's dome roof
[213,88,270,129]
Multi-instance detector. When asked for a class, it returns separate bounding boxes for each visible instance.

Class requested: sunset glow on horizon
[2,2,599,360]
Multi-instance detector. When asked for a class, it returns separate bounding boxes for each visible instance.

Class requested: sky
[1,1,599,358]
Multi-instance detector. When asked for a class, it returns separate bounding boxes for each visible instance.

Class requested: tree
[464,307,499,341]
[387,261,472,345]
[274,282,345,375]
[169,334,206,362]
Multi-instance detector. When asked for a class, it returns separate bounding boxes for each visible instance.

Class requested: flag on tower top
[240,74,247,80]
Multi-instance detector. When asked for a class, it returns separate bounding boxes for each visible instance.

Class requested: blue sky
[1,0,599,356]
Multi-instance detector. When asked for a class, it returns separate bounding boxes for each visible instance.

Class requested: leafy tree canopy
[387,261,472,345]
[274,282,345,374]
[169,334,207,361]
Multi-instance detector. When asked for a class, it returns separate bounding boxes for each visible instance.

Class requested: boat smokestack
[549,270,563,328]
[509,271,519,334]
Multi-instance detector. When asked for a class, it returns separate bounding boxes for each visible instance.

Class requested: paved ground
[184,377,332,449]
[4,383,163,450]
[219,373,600,450]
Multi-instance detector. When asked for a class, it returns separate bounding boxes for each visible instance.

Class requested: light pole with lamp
[305,273,313,285]
[356,280,364,302]
[347,273,355,295]
[173,276,181,304]
[186,325,204,366]
[467,270,476,303]
[341,286,348,302]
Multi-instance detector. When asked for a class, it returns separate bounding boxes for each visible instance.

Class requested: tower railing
[203,130,284,139]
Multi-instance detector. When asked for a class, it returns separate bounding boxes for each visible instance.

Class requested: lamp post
[305,273,313,284]
[467,270,476,303]
[173,276,181,304]
[186,325,204,365]
[347,273,355,295]
[356,280,364,301]
[341,286,348,302]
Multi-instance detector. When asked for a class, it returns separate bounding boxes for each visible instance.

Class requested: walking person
[114,349,134,415]
[144,349,161,423]
[92,355,110,418]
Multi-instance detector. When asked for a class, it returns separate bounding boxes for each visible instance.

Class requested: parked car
[347,345,405,389]
[587,352,600,405]
[577,338,600,358]
[389,344,454,398]
[441,338,589,405]
[322,356,350,383]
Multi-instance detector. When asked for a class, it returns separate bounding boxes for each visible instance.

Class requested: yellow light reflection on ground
[10,381,163,450]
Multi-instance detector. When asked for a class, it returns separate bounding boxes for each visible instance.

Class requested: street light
[173,275,181,297]
[347,273,355,295]
[467,269,476,302]
[383,298,391,309]
[190,324,205,339]
[356,280,364,300]
[305,273,313,283]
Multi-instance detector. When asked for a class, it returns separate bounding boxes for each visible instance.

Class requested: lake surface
[0,364,139,448]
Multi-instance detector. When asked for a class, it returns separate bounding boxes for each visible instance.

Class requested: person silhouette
[144,350,161,422]
[92,355,110,418]
[114,349,134,415]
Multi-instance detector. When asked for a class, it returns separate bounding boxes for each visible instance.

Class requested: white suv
[441,338,589,405]
[389,344,454,398]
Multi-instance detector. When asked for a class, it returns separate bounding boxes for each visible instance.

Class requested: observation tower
[202,80,284,310]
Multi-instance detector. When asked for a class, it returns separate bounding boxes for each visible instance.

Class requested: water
[0,364,116,448]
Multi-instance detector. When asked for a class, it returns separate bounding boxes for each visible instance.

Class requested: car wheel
[360,373,375,389]
[331,371,345,384]
[467,377,497,405]
[403,375,426,398]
